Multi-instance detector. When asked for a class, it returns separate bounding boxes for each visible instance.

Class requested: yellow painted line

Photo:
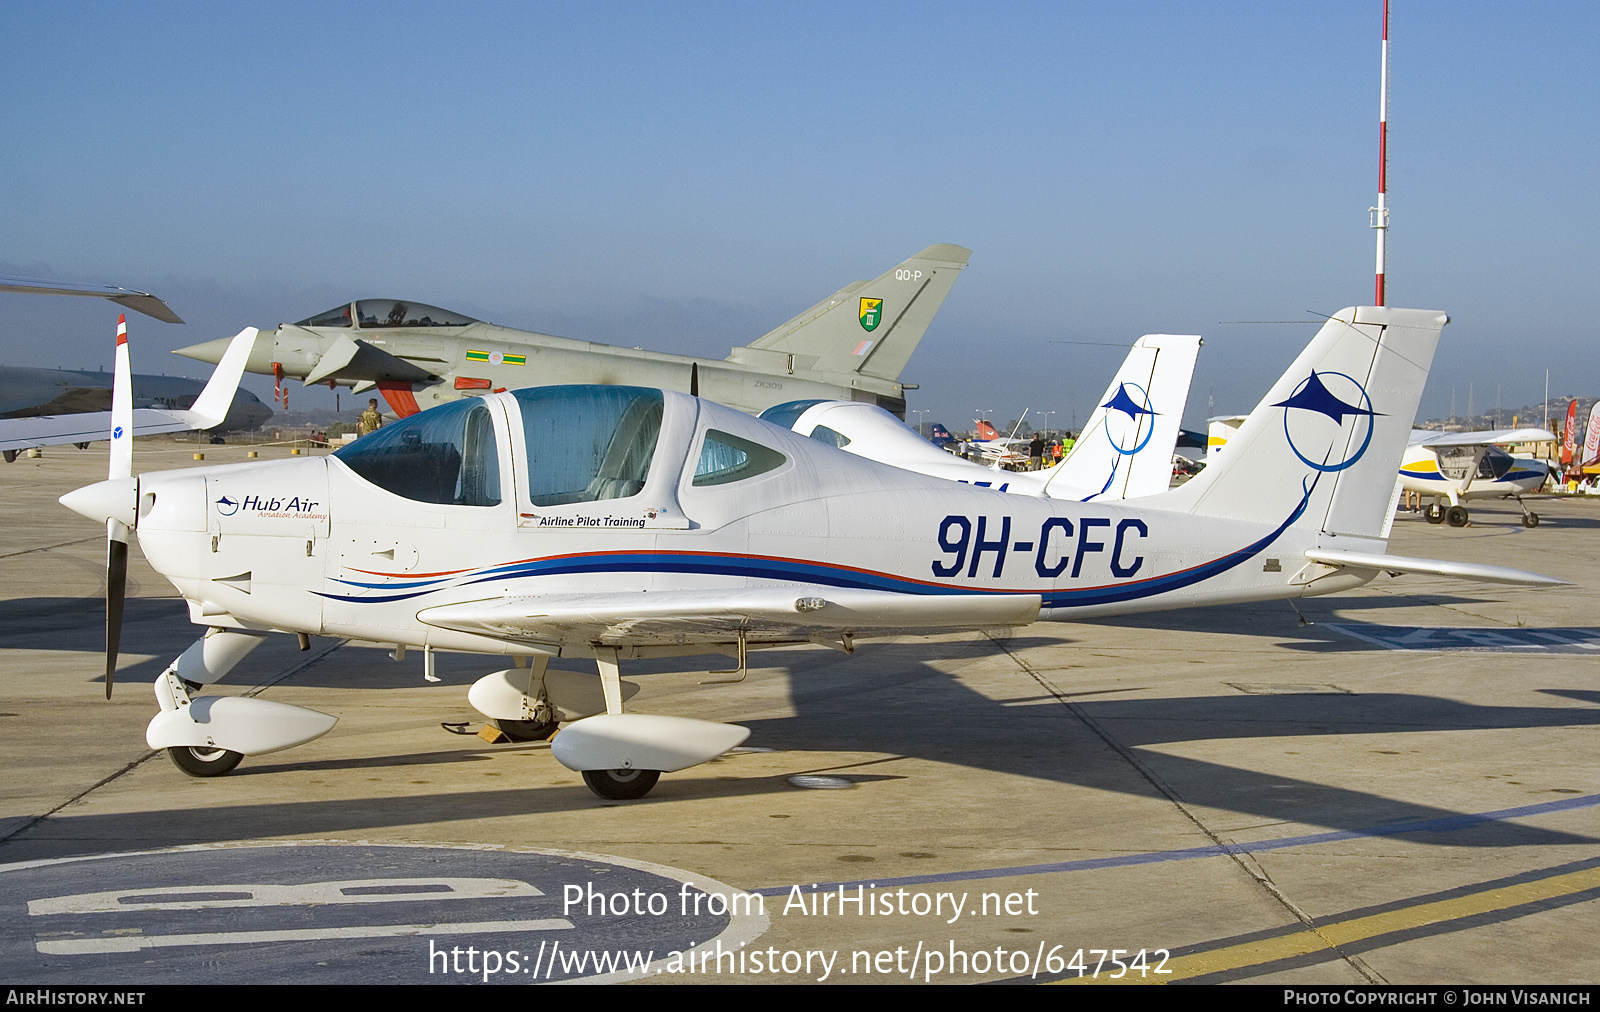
[1056,864,1600,984]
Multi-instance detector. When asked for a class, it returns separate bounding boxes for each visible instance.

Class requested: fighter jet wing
[0,276,184,324]
[417,587,1041,647]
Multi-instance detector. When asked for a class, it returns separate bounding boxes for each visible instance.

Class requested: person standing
[358,398,385,437]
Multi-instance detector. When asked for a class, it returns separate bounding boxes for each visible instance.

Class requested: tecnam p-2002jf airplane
[59,305,1563,799]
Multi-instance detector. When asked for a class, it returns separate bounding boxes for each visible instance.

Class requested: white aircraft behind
[0,278,261,458]
[758,333,1202,501]
[1399,428,1555,527]
[59,304,1564,800]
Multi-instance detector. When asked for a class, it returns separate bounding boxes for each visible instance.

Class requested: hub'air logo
[215,495,240,516]
[1102,382,1158,455]
[858,297,882,332]
[1272,370,1382,472]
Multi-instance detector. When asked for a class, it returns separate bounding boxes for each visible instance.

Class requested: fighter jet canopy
[296,300,478,329]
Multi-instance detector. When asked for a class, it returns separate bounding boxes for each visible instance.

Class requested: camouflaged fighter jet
[173,245,969,420]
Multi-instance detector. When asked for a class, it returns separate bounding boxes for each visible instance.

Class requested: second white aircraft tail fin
[1042,333,1202,501]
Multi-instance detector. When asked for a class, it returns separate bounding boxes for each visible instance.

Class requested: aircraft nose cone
[174,328,276,374]
[59,476,138,527]
[173,336,231,365]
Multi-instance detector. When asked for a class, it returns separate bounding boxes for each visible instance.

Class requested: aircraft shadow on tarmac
[11,632,1600,862]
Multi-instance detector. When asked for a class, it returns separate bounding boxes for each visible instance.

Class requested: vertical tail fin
[1042,334,1202,500]
[735,245,970,381]
[1159,306,1448,541]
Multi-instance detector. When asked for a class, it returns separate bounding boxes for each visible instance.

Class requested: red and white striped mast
[1371,0,1390,305]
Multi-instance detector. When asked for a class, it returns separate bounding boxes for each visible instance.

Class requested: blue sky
[3,2,1595,428]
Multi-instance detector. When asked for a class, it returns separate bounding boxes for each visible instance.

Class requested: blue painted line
[750,791,1600,896]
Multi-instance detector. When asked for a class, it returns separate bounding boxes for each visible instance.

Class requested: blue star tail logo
[1274,371,1383,473]
[1103,383,1158,421]
[1102,382,1158,456]
[215,495,239,516]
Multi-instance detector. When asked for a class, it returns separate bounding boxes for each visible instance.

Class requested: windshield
[514,386,663,506]
[334,398,501,506]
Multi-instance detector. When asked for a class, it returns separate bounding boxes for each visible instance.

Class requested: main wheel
[1523,512,1540,528]
[1424,503,1445,524]
[1446,505,1469,527]
[493,718,559,742]
[582,768,661,800]
[167,746,243,778]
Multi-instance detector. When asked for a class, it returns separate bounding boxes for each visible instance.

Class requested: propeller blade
[105,522,128,699]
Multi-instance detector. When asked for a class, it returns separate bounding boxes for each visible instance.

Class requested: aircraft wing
[1410,427,1556,448]
[0,276,184,324]
[417,587,1042,646]
[1303,549,1566,587]
[0,327,255,453]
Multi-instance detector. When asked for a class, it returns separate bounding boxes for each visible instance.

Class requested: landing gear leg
[1516,496,1540,528]
[578,647,663,801]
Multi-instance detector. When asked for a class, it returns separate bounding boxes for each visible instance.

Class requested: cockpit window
[514,386,662,506]
[335,399,501,506]
[297,300,478,328]
[296,303,354,328]
[355,300,477,328]
[758,399,829,430]
[693,430,786,486]
[808,425,851,448]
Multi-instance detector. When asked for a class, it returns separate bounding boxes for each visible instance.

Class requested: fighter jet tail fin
[735,245,970,381]
[1155,307,1448,540]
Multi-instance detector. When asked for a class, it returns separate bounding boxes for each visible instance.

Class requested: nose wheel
[167,746,244,778]
[582,768,661,800]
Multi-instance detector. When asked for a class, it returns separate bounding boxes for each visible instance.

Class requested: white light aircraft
[759,333,1201,500]
[59,305,1564,800]
[0,279,260,459]
[1398,428,1555,527]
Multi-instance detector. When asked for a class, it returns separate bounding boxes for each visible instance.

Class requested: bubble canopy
[296,300,478,329]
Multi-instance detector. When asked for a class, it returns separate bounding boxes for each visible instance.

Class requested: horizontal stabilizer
[1304,549,1567,587]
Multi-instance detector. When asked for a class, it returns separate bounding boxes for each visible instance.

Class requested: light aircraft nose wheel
[1424,503,1445,524]
[1445,505,1470,527]
[167,746,244,778]
[1523,512,1540,528]
[582,768,661,800]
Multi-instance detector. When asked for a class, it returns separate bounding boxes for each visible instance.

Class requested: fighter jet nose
[60,476,138,527]
[173,336,232,365]
[175,328,275,373]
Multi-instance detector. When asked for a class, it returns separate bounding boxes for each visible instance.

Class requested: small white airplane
[967,418,1032,469]
[1398,428,1555,528]
[0,279,258,459]
[758,333,1202,501]
[59,304,1564,800]
[0,316,257,461]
